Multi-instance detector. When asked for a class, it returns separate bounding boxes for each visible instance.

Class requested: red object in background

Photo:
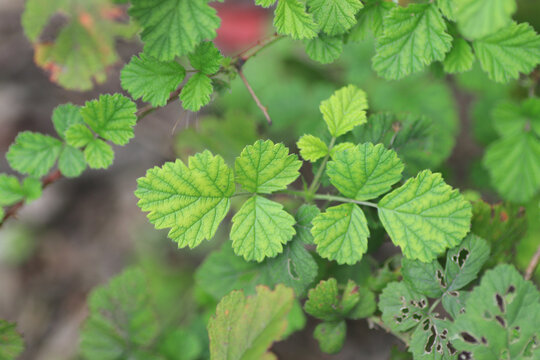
[213,2,270,55]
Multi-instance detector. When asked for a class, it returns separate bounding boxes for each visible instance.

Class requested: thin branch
[237,68,272,125]
[525,243,540,280]
[235,33,284,62]
[278,189,379,208]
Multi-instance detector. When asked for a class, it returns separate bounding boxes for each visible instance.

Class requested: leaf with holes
[452,264,540,360]
[409,317,456,360]
[445,234,490,292]
[379,281,429,332]
[401,258,446,299]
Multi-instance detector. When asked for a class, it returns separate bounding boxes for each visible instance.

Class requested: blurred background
[0,0,539,359]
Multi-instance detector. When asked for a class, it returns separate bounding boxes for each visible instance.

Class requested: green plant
[2,0,540,359]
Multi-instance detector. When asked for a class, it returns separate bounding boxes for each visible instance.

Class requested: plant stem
[368,316,409,346]
[525,243,540,280]
[237,68,272,125]
[428,298,442,314]
[308,137,336,194]
[279,189,378,208]
[236,34,284,61]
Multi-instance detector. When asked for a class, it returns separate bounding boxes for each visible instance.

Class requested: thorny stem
[278,189,378,208]
[308,137,336,194]
[525,243,540,280]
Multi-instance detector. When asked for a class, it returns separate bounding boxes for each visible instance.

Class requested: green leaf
[0,175,24,206]
[454,0,516,39]
[52,103,84,140]
[348,0,395,41]
[231,196,296,262]
[473,22,540,83]
[452,265,540,360]
[330,142,356,157]
[304,36,343,64]
[437,0,455,20]
[21,0,69,41]
[6,132,62,178]
[180,73,213,112]
[263,238,318,297]
[65,124,95,148]
[443,37,474,74]
[373,3,452,80]
[121,53,186,107]
[188,41,224,75]
[84,139,114,170]
[401,258,446,298]
[409,318,455,360]
[235,140,302,194]
[0,208,4,222]
[256,0,276,8]
[21,177,43,203]
[311,203,369,265]
[297,135,329,162]
[135,151,234,248]
[306,0,363,35]
[129,0,220,61]
[378,170,472,262]
[493,98,540,137]
[320,85,368,137]
[274,0,318,40]
[313,321,346,354]
[304,279,369,321]
[327,143,404,201]
[80,268,159,360]
[483,132,540,203]
[295,204,320,244]
[58,145,87,178]
[0,320,24,360]
[208,284,295,360]
[81,94,137,146]
[445,234,490,292]
[379,282,428,332]
[441,290,469,319]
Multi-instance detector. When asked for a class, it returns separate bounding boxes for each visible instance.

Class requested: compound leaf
[483,132,540,203]
[454,0,516,39]
[452,265,540,360]
[208,285,295,360]
[180,73,213,112]
[52,103,84,140]
[445,234,490,292]
[373,3,452,80]
[297,135,329,162]
[304,35,343,64]
[306,0,363,35]
[231,196,296,262]
[327,143,404,201]
[129,0,220,61]
[6,132,62,178]
[121,53,186,107]
[81,94,137,146]
[379,281,428,332]
[80,268,159,360]
[311,203,369,265]
[0,320,24,360]
[188,41,224,75]
[473,23,540,83]
[274,0,318,40]
[443,37,474,74]
[235,140,302,194]
[320,85,368,137]
[378,170,472,262]
[84,139,114,170]
[313,321,346,354]
[58,145,87,178]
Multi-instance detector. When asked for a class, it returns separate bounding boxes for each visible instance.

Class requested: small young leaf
[274,0,318,40]
[188,41,224,75]
[135,151,234,248]
[84,139,114,170]
[327,143,404,201]
[21,177,42,202]
[65,124,95,148]
[235,140,302,194]
[443,37,474,74]
[80,94,138,146]
[0,175,25,206]
[304,35,343,64]
[452,265,540,360]
[0,320,24,360]
[121,53,186,107]
[52,103,84,140]
[373,3,452,80]
[58,145,87,178]
[313,321,346,354]
[295,204,320,244]
[378,170,472,262]
[454,0,516,39]
[180,73,213,112]
[320,85,368,137]
[493,98,540,137]
[208,285,295,360]
[348,0,395,41]
[401,258,446,299]
[231,196,296,262]
[129,0,220,61]
[473,22,540,83]
[297,134,329,162]
[311,203,369,265]
[306,0,363,35]
[445,234,490,292]
[304,279,367,321]
[379,282,428,332]
[6,132,62,178]
[330,142,356,157]
[409,318,455,360]
[483,132,540,203]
